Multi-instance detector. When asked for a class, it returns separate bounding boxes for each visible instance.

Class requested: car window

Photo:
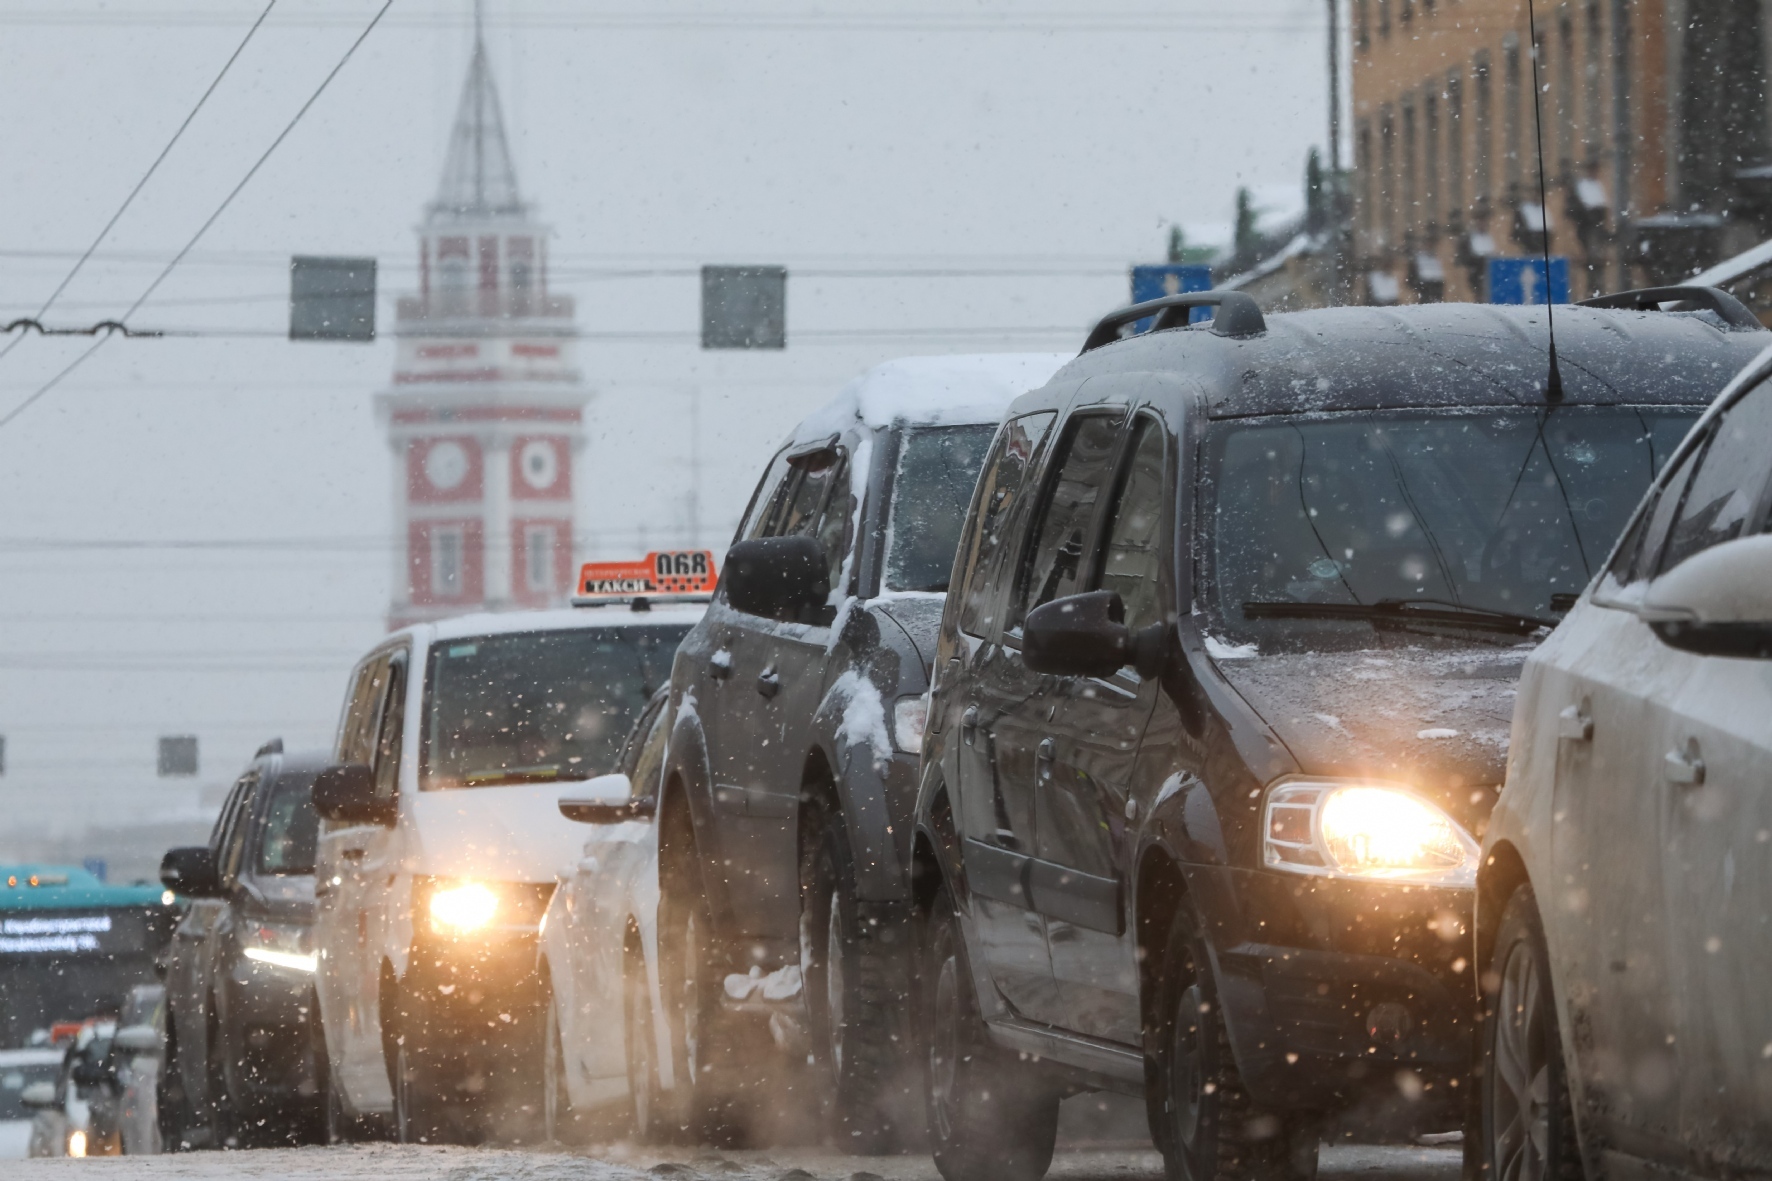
[776,449,844,540]
[812,453,854,594]
[1013,413,1125,628]
[956,412,1056,637]
[738,450,793,541]
[207,778,248,851]
[371,655,407,801]
[884,424,997,594]
[255,773,319,876]
[1096,417,1169,632]
[219,769,260,884]
[624,694,671,802]
[1656,379,1772,574]
[1611,435,1705,587]
[337,654,391,767]
[0,1062,59,1120]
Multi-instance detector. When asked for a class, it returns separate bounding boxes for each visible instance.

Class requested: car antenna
[1526,0,1566,402]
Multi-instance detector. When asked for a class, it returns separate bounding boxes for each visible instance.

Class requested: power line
[0,0,393,432]
[0,0,277,368]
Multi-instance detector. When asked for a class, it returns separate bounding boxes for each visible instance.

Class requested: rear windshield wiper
[1241,598,1556,636]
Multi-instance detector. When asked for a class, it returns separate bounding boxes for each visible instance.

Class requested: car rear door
[170,775,249,1106]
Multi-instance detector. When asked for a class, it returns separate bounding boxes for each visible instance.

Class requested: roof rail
[1080,291,1266,354]
[254,737,283,759]
[1577,285,1763,331]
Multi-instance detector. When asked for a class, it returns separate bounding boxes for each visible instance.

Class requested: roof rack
[254,737,283,759]
[1577,285,1763,331]
[1080,291,1266,354]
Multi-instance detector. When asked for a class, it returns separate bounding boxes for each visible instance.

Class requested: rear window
[884,424,997,593]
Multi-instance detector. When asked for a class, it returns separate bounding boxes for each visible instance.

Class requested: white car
[0,1047,64,1158]
[1479,344,1772,1181]
[310,585,706,1145]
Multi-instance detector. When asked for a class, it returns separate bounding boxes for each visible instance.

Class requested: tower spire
[430,4,523,222]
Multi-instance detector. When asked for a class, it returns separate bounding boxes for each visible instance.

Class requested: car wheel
[1482,884,1583,1181]
[624,935,670,1142]
[1155,907,1318,1181]
[158,1030,194,1151]
[922,882,1059,1181]
[659,851,753,1146]
[205,1014,240,1150]
[801,800,918,1152]
[541,985,580,1145]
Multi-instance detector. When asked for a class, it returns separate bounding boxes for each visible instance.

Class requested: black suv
[659,354,1062,1147]
[159,740,324,1149]
[911,289,1768,1181]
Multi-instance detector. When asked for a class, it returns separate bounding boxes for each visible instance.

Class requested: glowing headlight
[892,695,929,754]
[428,881,499,934]
[244,947,317,973]
[1263,781,1478,888]
[242,922,315,972]
[67,1129,88,1158]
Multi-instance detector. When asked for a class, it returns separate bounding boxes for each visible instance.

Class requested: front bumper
[1199,866,1472,1124]
[396,931,547,1095]
[227,952,320,1104]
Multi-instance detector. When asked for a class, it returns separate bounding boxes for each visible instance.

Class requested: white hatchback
[311,596,704,1144]
[1479,344,1772,1181]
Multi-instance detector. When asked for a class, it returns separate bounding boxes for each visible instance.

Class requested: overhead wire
[0,0,277,367]
[0,0,394,432]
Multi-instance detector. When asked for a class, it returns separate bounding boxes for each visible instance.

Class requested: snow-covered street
[11,1142,1463,1181]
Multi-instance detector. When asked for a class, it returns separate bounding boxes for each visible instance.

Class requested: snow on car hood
[1216,643,1530,830]
[405,783,589,883]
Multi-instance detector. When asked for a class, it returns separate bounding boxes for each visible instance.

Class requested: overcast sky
[0,0,1333,843]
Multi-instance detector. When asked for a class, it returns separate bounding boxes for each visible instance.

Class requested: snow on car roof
[790,353,1070,446]
[399,602,708,647]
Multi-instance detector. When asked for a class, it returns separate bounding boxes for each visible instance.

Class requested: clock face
[519,439,559,490]
[424,439,469,491]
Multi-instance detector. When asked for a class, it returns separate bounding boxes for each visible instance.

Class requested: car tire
[388,993,452,1146]
[1153,906,1319,1181]
[658,845,752,1146]
[541,984,582,1145]
[158,1029,195,1151]
[1482,884,1584,1181]
[800,798,919,1153]
[921,882,1060,1181]
[624,934,676,1143]
[205,1013,241,1150]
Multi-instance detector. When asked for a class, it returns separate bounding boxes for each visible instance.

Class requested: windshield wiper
[1241,598,1556,636]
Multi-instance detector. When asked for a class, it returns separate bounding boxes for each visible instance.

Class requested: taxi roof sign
[574,550,718,607]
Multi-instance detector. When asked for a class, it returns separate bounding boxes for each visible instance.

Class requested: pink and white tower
[378,33,587,630]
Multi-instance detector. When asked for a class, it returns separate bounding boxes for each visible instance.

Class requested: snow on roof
[791,353,1070,445]
[404,602,708,646]
[1691,237,1772,288]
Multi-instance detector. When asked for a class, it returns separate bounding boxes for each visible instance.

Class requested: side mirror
[1640,534,1772,658]
[18,1081,57,1109]
[1023,590,1170,679]
[557,774,654,824]
[312,764,395,826]
[113,1025,161,1056]
[723,536,831,623]
[159,846,219,898]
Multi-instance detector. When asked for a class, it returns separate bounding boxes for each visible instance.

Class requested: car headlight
[893,694,929,754]
[1263,780,1478,888]
[428,881,500,935]
[242,921,315,973]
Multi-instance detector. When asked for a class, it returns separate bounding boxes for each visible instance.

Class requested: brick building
[1350,0,1772,305]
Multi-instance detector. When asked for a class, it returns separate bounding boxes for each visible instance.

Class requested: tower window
[525,525,556,593]
[433,526,464,597]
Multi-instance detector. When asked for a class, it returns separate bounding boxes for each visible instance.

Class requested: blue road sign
[1488,257,1571,305]
[1131,263,1212,330]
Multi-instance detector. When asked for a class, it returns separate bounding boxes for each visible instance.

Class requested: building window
[1357,119,1374,237]
[1378,0,1390,39]
[1447,71,1466,225]
[1584,0,1605,163]
[437,237,470,316]
[1424,87,1441,234]
[1380,105,1396,248]
[433,526,464,598]
[1558,9,1576,177]
[525,525,555,594]
[1474,51,1493,211]
[158,735,198,778]
[1503,32,1523,199]
[1402,96,1418,239]
[1356,0,1371,52]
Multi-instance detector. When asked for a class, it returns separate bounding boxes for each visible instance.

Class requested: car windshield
[884,424,998,593]
[255,775,318,876]
[419,625,689,790]
[0,1062,59,1119]
[1204,407,1699,651]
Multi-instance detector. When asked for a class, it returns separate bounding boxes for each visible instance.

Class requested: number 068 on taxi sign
[573,550,718,605]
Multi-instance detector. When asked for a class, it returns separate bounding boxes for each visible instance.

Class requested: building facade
[1350,0,1772,306]
[377,36,588,629]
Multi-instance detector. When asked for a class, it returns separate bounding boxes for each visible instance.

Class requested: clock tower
[377,31,587,630]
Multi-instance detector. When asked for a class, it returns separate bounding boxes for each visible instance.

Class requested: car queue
[142,289,1772,1181]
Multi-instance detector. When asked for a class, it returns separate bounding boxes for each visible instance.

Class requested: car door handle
[340,848,366,863]
[1665,739,1705,787]
[756,665,781,699]
[1557,704,1593,742]
[314,883,335,898]
[709,648,733,680]
[1036,737,1055,778]
[961,705,979,745]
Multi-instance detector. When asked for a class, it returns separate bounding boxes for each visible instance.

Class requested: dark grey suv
[159,741,324,1149]
[656,354,1064,1147]
[910,288,1767,1181]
